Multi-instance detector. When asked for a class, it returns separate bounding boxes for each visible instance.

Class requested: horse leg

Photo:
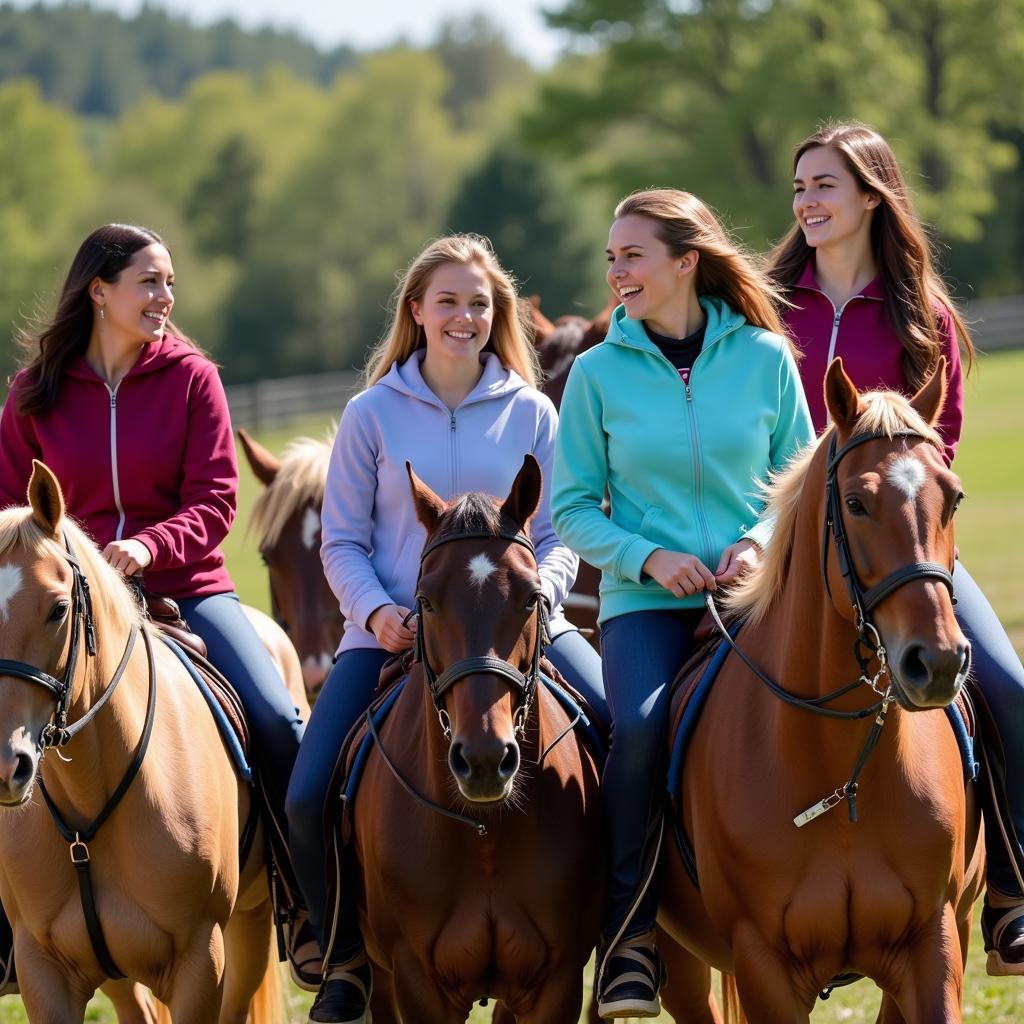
[102,979,160,1024]
[512,969,586,1024]
[731,923,813,1024]
[876,995,907,1024]
[219,899,276,1024]
[369,964,401,1024]
[390,948,465,1024]
[162,920,227,1024]
[17,952,91,1023]
[659,932,721,1024]
[888,905,965,1023]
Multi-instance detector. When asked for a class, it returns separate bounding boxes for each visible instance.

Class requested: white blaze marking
[467,553,497,588]
[301,507,321,550]
[888,456,926,503]
[0,565,23,623]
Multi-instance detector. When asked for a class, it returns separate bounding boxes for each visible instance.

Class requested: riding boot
[308,949,372,1024]
[983,884,1024,977]
[596,927,665,1019]
[0,901,16,995]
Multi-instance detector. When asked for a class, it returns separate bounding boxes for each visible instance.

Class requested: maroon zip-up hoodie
[0,333,237,599]
[784,260,964,465]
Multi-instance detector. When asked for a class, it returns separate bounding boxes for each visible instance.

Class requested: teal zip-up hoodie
[551,296,813,623]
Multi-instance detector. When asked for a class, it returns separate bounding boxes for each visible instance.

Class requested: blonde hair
[614,189,793,346]
[364,234,540,389]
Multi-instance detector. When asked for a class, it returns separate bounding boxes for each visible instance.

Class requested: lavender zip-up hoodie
[321,350,577,655]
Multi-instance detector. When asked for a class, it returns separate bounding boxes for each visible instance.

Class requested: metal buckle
[69,834,90,865]
[437,708,452,741]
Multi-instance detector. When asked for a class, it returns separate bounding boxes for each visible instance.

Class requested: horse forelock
[249,429,335,549]
[724,389,942,627]
[0,507,144,638]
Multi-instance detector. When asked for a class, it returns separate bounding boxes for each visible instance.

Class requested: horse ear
[406,461,445,533]
[237,428,280,486]
[823,358,863,433]
[27,460,65,538]
[500,454,542,530]
[909,356,947,427]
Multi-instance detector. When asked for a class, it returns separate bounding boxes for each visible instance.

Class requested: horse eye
[845,496,868,516]
[952,492,965,514]
[418,596,433,613]
[48,600,70,624]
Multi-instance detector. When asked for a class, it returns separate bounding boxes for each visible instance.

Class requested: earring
[99,306,105,320]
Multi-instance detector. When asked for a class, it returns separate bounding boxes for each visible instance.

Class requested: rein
[0,532,155,979]
[707,430,957,826]
[365,526,549,838]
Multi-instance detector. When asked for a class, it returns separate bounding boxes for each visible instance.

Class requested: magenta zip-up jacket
[0,334,237,599]
[784,260,964,465]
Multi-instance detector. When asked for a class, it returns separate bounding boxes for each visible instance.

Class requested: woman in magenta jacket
[0,223,310,980]
[770,121,1024,976]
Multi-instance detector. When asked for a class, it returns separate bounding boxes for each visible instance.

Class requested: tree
[446,142,607,318]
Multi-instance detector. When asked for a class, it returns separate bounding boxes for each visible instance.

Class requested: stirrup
[597,929,665,1020]
[285,910,322,993]
[983,887,1024,977]
[309,950,372,1024]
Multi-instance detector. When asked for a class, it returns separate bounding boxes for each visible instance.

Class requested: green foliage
[446,141,608,316]
[0,2,358,115]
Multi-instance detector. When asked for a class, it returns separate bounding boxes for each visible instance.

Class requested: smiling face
[606,214,696,328]
[410,261,495,368]
[792,145,880,255]
[91,243,175,345]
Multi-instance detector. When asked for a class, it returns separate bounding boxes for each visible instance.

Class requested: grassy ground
[3,350,1021,1022]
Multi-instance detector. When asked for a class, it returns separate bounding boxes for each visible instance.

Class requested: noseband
[414,528,549,740]
[0,531,131,749]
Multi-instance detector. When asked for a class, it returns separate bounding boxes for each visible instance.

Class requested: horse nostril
[498,742,520,780]
[899,644,930,688]
[12,752,34,789]
[449,741,471,780]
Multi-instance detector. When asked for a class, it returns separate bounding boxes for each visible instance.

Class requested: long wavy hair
[767,121,975,387]
[613,189,792,345]
[14,224,196,416]
[364,234,540,389]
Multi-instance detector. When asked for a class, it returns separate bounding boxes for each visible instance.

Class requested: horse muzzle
[448,733,521,803]
[889,638,971,710]
[0,737,39,806]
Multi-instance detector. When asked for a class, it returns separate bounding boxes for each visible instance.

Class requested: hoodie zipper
[104,382,127,539]
[449,412,457,495]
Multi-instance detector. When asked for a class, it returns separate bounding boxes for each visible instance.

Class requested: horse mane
[724,390,943,626]
[0,507,144,638]
[538,319,588,381]
[248,427,336,549]
[434,491,508,542]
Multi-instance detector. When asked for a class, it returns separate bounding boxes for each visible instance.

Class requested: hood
[604,295,748,353]
[66,332,203,382]
[378,350,529,407]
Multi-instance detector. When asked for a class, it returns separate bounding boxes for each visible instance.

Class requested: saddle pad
[161,635,252,781]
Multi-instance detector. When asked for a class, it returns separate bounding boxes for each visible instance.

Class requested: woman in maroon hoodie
[771,121,1024,976]
[0,223,313,984]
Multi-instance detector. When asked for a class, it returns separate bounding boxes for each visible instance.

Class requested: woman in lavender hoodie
[286,234,605,1023]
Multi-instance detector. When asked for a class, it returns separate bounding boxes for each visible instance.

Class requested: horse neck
[41,621,151,822]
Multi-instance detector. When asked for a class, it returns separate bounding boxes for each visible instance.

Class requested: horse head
[239,427,340,701]
[822,357,969,709]
[0,462,142,804]
[406,455,547,803]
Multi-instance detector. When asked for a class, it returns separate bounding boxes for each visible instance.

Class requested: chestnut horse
[335,455,603,1022]
[0,462,283,1022]
[657,360,983,1023]
[238,426,340,704]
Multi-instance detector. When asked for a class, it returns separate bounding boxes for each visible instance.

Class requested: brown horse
[657,360,983,1023]
[338,455,604,1022]
[238,426,340,704]
[0,462,282,1022]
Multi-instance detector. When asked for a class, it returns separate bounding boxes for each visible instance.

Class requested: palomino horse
[657,359,982,1023]
[334,455,604,1022]
[0,462,283,1022]
[238,426,340,704]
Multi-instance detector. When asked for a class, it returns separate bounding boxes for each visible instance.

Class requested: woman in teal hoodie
[552,188,813,1019]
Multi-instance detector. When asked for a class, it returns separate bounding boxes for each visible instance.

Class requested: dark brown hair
[15,224,195,415]
[767,121,974,387]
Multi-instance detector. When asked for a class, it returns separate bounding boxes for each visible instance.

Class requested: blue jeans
[953,562,1024,896]
[177,593,306,847]
[286,628,606,958]
[599,608,703,940]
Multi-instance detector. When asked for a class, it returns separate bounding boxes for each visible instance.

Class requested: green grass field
[3,350,1022,1022]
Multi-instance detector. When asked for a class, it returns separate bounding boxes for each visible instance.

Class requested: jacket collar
[795,258,885,301]
[379,350,526,409]
[605,294,745,354]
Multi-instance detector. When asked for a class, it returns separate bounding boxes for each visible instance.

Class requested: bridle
[705,429,960,825]
[0,531,137,750]
[413,527,549,742]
